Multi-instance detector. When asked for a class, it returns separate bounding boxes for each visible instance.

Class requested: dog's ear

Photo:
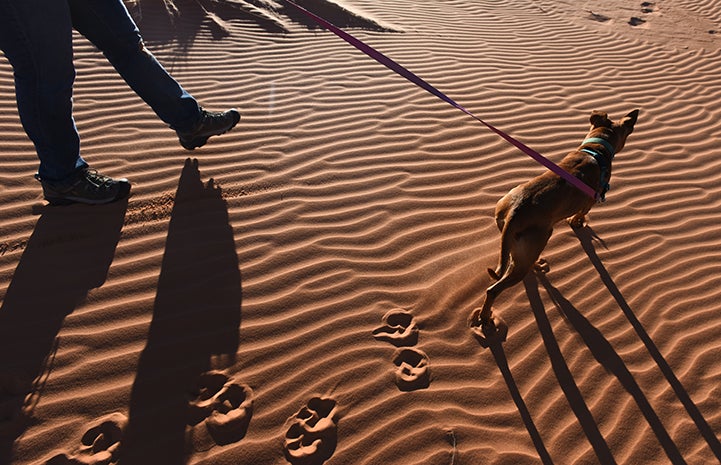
[622,109,639,132]
[590,111,611,128]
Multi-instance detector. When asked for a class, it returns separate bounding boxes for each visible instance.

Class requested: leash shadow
[573,225,721,462]
[522,274,618,465]
[119,159,242,465]
[0,201,127,464]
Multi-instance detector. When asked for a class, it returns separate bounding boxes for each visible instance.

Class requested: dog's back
[472,110,639,329]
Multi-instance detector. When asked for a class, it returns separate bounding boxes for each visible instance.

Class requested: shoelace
[200,111,223,126]
[80,169,114,189]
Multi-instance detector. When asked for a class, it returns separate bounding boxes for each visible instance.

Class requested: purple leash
[283,0,598,200]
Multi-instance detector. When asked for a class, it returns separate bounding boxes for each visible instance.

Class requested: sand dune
[2,0,721,464]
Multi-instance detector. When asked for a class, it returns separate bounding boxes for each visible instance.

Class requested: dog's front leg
[568,205,593,228]
[567,213,585,229]
[568,199,596,228]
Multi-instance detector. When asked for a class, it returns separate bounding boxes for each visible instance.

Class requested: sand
[1,0,721,464]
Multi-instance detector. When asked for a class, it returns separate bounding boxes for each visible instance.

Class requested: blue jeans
[0,0,201,181]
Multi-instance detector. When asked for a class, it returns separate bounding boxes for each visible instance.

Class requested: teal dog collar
[581,137,615,158]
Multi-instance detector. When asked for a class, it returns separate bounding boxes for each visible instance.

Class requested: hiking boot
[176,108,240,150]
[36,168,131,206]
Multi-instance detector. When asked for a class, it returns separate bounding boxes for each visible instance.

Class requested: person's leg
[68,0,241,149]
[67,0,202,130]
[0,0,88,181]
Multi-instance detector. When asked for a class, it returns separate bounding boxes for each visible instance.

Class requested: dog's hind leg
[488,200,519,280]
[473,227,551,327]
[488,224,512,280]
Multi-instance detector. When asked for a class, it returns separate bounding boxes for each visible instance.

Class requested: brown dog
[471,109,639,330]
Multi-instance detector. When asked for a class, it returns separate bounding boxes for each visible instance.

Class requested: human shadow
[532,269,687,464]
[522,274,617,465]
[574,226,721,462]
[0,201,127,464]
[119,159,242,465]
[485,336,554,464]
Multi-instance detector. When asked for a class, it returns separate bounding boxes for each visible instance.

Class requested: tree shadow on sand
[0,201,127,464]
[119,159,242,465]
[125,0,398,51]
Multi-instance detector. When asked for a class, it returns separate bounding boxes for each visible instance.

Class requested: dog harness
[580,137,615,202]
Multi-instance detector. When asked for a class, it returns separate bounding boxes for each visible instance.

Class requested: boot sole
[45,182,131,206]
[179,112,241,150]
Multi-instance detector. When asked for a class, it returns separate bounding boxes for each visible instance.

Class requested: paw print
[46,413,127,465]
[283,397,339,465]
[373,309,431,391]
[372,309,419,347]
[187,371,253,446]
[392,348,431,391]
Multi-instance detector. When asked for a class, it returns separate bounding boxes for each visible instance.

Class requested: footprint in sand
[392,348,431,392]
[631,2,654,26]
[46,412,127,465]
[187,371,254,447]
[371,309,419,347]
[283,397,339,465]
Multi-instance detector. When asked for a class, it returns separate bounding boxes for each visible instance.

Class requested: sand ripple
[2,0,721,464]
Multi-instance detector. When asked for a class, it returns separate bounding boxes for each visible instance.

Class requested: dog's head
[588,109,639,153]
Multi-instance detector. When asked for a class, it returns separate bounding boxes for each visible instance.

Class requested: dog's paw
[568,215,586,229]
[392,348,431,391]
[469,307,493,328]
[372,309,419,347]
[534,259,550,274]
[283,397,338,465]
[471,315,508,348]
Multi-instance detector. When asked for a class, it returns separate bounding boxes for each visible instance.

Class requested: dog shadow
[572,226,721,462]
[520,273,617,465]
[119,159,242,465]
[485,337,554,465]
[0,200,127,463]
[519,225,688,464]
